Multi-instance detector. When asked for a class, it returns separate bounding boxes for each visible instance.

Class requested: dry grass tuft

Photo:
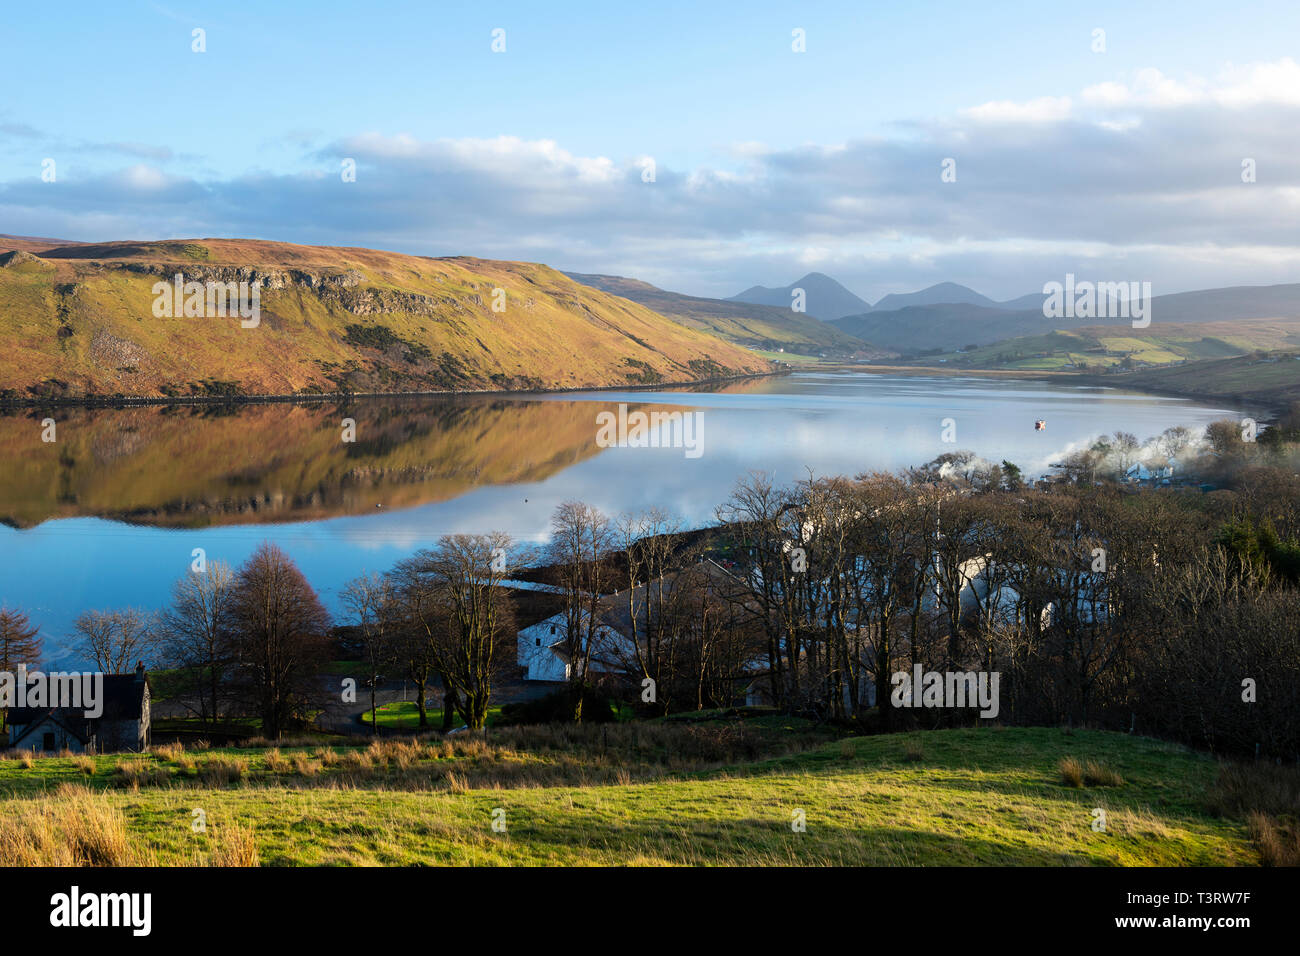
[197,756,247,787]
[1083,760,1124,787]
[206,822,259,867]
[113,760,171,790]
[152,742,185,762]
[0,784,153,865]
[1058,757,1122,788]
[1247,811,1300,866]
[291,752,319,777]
[1059,757,1085,788]
[263,748,291,773]
[1208,762,1300,866]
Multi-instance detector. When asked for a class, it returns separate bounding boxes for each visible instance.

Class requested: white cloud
[5,59,1300,301]
[962,96,1073,124]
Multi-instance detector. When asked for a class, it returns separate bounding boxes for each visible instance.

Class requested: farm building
[5,663,151,754]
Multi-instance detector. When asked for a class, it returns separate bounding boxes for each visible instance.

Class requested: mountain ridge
[0,237,773,402]
[565,271,872,356]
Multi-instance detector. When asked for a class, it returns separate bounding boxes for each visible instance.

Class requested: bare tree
[227,543,331,740]
[159,561,234,725]
[342,571,398,733]
[73,608,157,674]
[548,501,614,721]
[393,533,518,729]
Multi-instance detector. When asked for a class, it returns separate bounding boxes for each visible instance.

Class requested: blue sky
[3,0,1299,299]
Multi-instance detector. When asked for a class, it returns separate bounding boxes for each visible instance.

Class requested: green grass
[749,349,824,364]
[359,701,506,730]
[0,727,1257,866]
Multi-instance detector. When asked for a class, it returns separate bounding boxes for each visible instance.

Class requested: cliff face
[0,238,772,401]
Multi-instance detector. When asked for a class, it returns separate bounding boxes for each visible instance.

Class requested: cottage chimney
[134,661,146,682]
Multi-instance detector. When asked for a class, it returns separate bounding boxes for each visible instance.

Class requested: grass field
[0,725,1265,866]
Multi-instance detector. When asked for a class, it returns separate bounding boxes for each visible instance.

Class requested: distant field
[749,349,823,364]
[0,726,1257,866]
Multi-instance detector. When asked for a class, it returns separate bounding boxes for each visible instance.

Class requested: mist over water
[0,372,1246,666]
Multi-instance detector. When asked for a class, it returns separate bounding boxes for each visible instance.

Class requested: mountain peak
[727,273,870,321]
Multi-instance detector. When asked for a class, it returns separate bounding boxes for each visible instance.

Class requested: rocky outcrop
[108,261,471,316]
[0,250,44,268]
[116,261,365,291]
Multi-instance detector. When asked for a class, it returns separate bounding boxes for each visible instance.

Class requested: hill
[566,271,870,355]
[0,238,772,402]
[728,271,872,321]
[0,725,1256,866]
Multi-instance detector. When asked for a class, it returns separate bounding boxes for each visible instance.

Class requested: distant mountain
[833,304,1046,353]
[567,272,871,356]
[0,237,772,401]
[728,272,872,321]
[871,282,999,312]
[832,283,1300,354]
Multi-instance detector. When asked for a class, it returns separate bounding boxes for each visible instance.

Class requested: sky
[2,0,1299,301]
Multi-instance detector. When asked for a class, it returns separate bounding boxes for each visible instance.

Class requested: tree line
[2,424,1298,757]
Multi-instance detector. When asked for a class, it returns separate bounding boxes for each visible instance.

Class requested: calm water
[0,372,1246,665]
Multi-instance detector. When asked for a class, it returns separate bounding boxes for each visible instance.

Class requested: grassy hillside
[0,725,1259,866]
[887,319,1300,371]
[566,272,871,356]
[0,238,772,402]
[1082,351,1300,411]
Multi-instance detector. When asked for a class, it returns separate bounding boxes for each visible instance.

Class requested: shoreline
[0,367,791,411]
[827,362,1279,421]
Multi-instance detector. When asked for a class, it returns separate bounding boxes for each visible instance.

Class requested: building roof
[8,711,91,748]
[6,670,149,726]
